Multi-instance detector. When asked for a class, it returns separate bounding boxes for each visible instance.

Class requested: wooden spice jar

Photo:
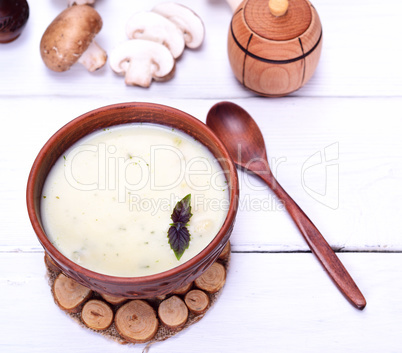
[228,0,322,97]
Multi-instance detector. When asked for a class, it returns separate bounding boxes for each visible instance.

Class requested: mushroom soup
[41,123,230,277]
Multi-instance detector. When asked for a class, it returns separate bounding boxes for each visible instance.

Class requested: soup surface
[41,123,229,277]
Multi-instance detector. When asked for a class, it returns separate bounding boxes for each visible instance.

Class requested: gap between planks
[1,246,402,254]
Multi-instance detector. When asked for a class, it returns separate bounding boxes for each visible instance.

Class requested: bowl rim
[26,101,239,285]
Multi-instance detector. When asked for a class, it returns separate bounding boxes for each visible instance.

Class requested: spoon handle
[259,173,366,310]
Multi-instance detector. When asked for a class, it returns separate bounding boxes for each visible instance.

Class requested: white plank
[0,252,400,353]
[2,96,401,251]
[0,0,401,98]
[1,1,400,352]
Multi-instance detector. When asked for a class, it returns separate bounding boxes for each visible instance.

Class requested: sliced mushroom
[152,2,205,49]
[109,39,175,88]
[125,11,185,59]
[40,5,107,72]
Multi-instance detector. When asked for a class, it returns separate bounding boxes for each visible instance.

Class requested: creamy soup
[41,123,229,277]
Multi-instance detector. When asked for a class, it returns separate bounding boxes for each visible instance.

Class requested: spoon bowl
[206,101,366,310]
[207,101,269,165]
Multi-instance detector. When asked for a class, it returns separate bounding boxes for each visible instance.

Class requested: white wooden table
[1,0,402,352]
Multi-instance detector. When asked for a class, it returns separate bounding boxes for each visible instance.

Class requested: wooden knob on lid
[227,0,323,97]
[269,0,289,17]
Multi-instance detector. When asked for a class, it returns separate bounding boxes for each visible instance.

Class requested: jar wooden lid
[227,0,323,97]
[244,0,312,41]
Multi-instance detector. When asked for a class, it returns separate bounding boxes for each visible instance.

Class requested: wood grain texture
[244,0,311,41]
[1,96,401,252]
[228,0,322,96]
[206,101,365,309]
[1,252,402,352]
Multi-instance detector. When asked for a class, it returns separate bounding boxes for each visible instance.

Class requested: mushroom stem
[77,40,107,72]
[123,59,153,87]
[68,0,95,6]
[109,40,175,88]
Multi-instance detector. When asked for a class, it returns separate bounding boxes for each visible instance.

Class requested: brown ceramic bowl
[27,102,239,298]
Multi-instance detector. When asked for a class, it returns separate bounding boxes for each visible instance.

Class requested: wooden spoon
[206,101,366,310]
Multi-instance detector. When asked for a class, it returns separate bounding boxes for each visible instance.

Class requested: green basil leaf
[168,194,192,260]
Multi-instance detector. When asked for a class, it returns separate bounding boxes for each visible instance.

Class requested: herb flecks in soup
[41,124,229,277]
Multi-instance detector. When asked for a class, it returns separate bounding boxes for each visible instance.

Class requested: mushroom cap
[152,2,205,49]
[109,39,175,87]
[125,11,185,59]
[40,5,102,72]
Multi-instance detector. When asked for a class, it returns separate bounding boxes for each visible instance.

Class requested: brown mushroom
[40,5,106,72]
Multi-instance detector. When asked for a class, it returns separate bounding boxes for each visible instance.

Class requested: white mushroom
[109,39,175,88]
[125,11,185,59]
[152,2,205,49]
[67,0,95,6]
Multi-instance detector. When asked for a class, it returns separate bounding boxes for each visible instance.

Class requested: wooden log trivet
[185,290,210,315]
[82,299,114,331]
[44,242,231,346]
[115,300,159,343]
[158,296,188,330]
[194,262,226,293]
[53,273,92,313]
